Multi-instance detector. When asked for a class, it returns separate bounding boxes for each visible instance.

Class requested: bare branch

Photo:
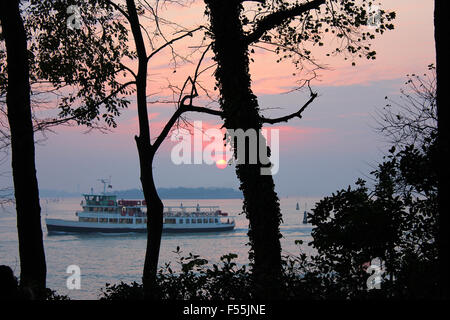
[240,0,266,3]
[151,43,219,152]
[244,0,326,45]
[147,26,204,61]
[260,91,317,124]
[119,63,137,79]
[105,0,131,21]
[183,104,223,117]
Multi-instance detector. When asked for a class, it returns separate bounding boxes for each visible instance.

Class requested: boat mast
[303,203,308,224]
[97,176,112,195]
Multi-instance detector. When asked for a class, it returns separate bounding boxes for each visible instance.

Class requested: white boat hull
[45,218,235,234]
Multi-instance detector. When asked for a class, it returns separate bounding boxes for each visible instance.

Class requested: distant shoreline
[39,187,243,199]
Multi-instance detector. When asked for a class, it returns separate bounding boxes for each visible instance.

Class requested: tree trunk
[126,0,164,299]
[205,0,283,299]
[0,0,46,298]
[136,141,164,300]
[435,0,450,299]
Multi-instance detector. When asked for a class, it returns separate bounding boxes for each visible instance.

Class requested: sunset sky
[1,0,435,197]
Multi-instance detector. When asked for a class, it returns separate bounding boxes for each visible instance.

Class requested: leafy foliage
[240,0,396,72]
[99,249,253,300]
[292,68,439,299]
[24,0,136,127]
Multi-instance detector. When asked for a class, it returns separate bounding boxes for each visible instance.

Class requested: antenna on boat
[97,176,112,195]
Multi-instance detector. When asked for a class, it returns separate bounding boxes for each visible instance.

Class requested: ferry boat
[45,193,235,234]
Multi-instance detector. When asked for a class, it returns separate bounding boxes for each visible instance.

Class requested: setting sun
[215,159,227,169]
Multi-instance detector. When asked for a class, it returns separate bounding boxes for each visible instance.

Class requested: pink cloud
[117,0,434,99]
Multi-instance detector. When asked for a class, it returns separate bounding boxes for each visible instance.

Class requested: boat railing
[164,205,219,211]
[77,211,120,218]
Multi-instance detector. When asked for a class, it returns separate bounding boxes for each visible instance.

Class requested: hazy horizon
[0,0,435,199]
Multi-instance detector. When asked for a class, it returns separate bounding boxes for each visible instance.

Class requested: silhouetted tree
[0,0,46,298]
[27,0,221,299]
[203,0,395,298]
[122,0,209,298]
[301,69,439,299]
[376,65,436,148]
[434,0,450,299]
[308,158,438,299]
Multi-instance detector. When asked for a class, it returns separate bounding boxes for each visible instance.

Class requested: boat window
[215,218,218,223]
[191,219,196,224]
[99,218,108,223]
[164,218,176,224]
[203,218,208,223]
[109,218,118,223]
[179,219,183,224]
[136,219,142,224]
[209,218,214,223]
[186,219,190,224]
[197,219,202,224]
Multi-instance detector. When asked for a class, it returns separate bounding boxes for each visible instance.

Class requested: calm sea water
[0,197,318,299]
